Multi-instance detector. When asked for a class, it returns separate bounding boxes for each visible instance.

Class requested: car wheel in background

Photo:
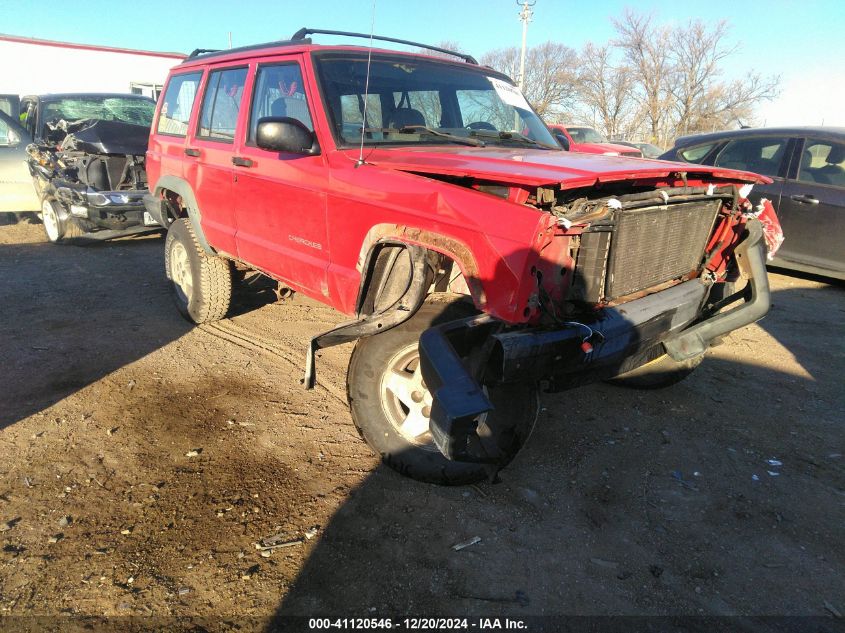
[40,197,82,244]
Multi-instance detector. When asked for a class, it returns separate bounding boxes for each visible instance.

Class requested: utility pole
[517,0,535,91]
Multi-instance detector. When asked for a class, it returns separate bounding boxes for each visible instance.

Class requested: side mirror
[553,132,570,151]
[256,117,318,155]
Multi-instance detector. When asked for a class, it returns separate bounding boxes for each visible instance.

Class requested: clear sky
[2,0,843,126]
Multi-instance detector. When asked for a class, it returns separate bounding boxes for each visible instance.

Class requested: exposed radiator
[574,199,721,303]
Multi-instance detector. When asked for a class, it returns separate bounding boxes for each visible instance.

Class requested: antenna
[357,0,377,167]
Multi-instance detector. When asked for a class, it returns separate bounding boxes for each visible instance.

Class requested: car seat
[387,107,425,129]
[270,98,287,117]
[818,145,845,187]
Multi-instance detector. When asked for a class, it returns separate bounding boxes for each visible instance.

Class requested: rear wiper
[468,129,558,150]
[362,126,485,147]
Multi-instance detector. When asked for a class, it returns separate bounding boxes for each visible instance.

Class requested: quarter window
[248,63,313,142]
[714,137,788,177]
[157,72,202,137]
[198,67,248,142]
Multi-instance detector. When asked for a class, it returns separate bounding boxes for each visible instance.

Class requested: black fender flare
[152,175,214,255]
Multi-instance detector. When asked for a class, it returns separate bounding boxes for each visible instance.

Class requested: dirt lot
[0,218,843,629]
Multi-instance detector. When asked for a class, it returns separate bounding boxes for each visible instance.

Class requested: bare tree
[612,10,673,144]
[609,10,780,144]
[574,42,642,138]
[481,42,580,118]
[667,19,779,136]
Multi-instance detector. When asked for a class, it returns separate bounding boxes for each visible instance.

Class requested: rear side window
[799,140,845,187]
[157,72,202,136]
[198,67,248,142]
[248,63,313,142]
[714,137,788,177]
[678,143,716,163]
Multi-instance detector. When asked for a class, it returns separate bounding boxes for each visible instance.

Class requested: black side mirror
[256,117,318,155]
[553,132,570,151]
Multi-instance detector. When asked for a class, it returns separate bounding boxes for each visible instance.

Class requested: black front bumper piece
[418,219,771,462]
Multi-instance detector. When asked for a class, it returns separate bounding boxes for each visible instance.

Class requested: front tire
[165,218,232,324]
[347,300,539,485]
[41,197,83,244]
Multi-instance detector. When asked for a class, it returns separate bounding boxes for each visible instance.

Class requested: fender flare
[152,175,214,255]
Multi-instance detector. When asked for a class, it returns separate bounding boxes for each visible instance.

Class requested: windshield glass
[42,96,155,127]
[567,127,604,143]
[313,54,558,148]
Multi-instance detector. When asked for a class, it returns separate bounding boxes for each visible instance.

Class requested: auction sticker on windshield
[488,77,530,110]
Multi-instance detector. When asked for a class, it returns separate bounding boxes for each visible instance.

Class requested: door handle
[790,194,819,205]
[184,148,200,157]
[232,156,254,167]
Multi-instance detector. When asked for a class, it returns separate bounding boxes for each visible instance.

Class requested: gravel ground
[0,218,843,630]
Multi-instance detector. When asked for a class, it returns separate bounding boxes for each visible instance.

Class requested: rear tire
[165,218,232,324]
[347,299,539,485]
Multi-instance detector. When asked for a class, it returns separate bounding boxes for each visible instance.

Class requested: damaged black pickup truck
[22,93,162,243]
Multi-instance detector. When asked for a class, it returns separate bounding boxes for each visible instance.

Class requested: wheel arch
[152,175,214,255]
[354,224,486,317]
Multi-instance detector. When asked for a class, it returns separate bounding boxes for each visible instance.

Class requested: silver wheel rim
[42,200,60,242]
[379,342,489,450]
[170,241,193,304]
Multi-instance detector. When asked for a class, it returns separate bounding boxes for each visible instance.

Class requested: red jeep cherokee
[144,29,782,484]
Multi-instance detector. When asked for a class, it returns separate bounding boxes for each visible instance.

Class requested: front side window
[714,137,788,177]
[314,53,558,148]
[198,67,248,142]
[248,63,313,142]
[157,72,202,136]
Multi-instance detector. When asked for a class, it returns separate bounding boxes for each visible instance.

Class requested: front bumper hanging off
[418,219,771,462]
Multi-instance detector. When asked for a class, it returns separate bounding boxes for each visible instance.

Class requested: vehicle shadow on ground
[265,280,844,624]
[0,235,189,429]
[0,233,281,430]
[753,280,845,384]
[0,212,40,226]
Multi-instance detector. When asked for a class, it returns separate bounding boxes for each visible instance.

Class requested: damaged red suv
[144,29,783,484]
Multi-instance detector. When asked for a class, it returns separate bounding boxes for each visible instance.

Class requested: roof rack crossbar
[290,28,478,64]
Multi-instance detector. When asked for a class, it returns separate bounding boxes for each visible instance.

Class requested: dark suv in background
[661,127,845,280]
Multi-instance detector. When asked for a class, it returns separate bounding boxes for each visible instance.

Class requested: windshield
[313,53,558,148]
[567,127,605,143]
[42,96,155,127]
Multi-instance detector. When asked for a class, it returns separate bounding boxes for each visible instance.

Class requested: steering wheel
[465,121,496,131]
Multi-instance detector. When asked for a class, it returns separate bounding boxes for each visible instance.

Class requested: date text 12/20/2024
[308,618,528,630]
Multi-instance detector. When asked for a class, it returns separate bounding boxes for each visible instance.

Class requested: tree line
[445,10,780,148]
